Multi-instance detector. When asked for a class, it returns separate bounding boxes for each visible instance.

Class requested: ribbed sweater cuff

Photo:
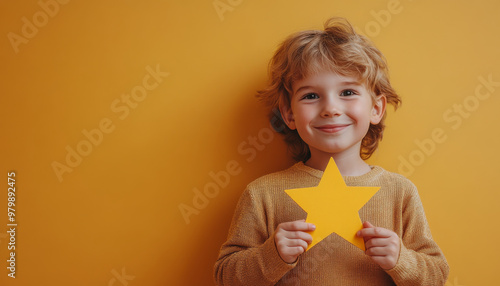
[385,241,418,282]
[259,233,296,283]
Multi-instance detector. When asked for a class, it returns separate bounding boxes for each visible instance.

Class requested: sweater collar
[292,161,384,184]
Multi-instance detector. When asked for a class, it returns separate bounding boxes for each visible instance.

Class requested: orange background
[1,1,499,285]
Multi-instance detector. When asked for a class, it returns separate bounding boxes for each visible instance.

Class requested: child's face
[282,71,386,160]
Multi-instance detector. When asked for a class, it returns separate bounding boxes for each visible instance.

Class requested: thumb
[358,221,376,242]
[363,221,375,229]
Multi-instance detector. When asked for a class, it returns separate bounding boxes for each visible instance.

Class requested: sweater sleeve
[385,184,449,285]
[213,188,295,286]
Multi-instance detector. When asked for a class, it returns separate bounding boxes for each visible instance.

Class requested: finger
[363,221,375,229]
[364,237,389,249]
[370,255,397,270]
[357,227,392,239]
[357,221,375,239]
[285,231,313,244]
[280,220,316,232]
[365,246,388,257]
[364,245,399,270]
[287,246,306,257]
[286,238,309,252]
[278,245,305,263]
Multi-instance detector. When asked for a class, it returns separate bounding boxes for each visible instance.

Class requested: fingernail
[311,224,316,230]
[356,231,360,236]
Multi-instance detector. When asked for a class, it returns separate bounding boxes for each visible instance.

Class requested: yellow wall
[1,0,499,285]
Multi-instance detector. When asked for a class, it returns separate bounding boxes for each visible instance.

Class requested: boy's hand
[356,221,400,270]
[274,220,315,264]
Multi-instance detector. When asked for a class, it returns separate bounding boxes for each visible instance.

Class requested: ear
[279,103,296,130]
[370,94,387,125]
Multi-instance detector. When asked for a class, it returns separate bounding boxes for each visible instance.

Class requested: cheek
[349,104,370,119]
[292,105,315,124]
[347,105,374,130]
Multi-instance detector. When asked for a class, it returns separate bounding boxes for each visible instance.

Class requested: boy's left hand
[356,221,400,270]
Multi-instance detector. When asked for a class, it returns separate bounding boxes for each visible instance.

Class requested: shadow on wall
[175,76,294,285]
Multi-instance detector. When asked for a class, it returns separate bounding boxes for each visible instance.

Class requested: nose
[321,97,342,118]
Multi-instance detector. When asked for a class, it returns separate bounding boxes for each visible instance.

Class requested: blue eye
[302,93,319,100]
[341,90,356,96]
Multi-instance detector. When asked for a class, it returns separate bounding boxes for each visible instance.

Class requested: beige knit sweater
[214,162,449,285]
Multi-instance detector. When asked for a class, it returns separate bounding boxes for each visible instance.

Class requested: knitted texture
[214,162,449,285]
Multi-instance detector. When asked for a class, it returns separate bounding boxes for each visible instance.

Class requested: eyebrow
[294,81,362,94]
[294,86,313,94]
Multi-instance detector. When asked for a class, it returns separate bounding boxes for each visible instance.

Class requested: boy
[214,17,449,285]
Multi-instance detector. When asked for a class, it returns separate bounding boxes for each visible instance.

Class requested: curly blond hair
[257,17,401,161]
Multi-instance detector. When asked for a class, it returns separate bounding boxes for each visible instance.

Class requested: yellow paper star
[285,158,380,251]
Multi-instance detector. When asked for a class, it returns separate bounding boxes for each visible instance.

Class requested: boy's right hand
[274,220,315,264]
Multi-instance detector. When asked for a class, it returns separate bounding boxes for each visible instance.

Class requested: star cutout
[285,158,380,251]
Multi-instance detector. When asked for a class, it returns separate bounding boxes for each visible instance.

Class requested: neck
[305,149,371,176]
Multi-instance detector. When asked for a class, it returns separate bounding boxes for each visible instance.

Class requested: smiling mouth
[315,124,350,133]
